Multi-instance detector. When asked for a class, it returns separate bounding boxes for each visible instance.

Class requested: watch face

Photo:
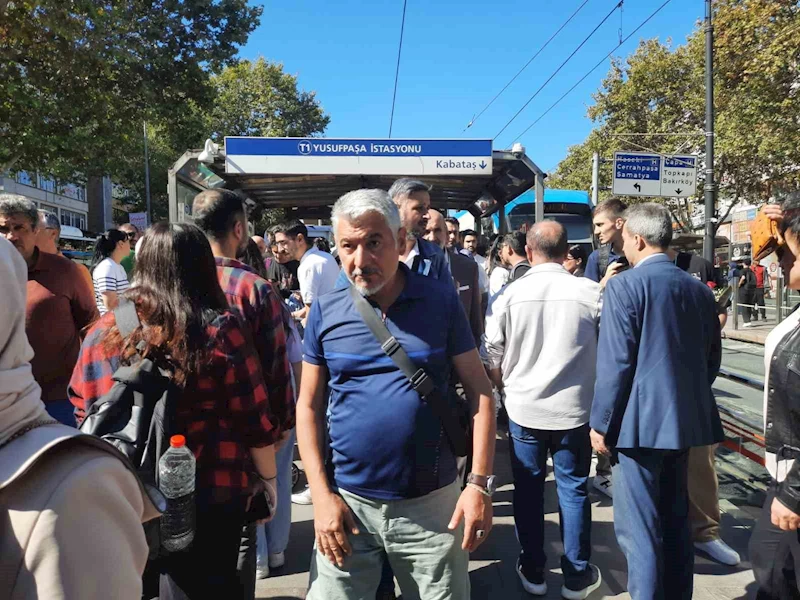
[486,475,497,494]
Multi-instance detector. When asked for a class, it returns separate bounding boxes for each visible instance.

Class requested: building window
[61,209,87,230]
[58,181,86,202]
[37,174,56,192]
[40,204,59,217]
[15,171,35,187]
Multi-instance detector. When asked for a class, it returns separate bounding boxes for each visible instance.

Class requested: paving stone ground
[257,430,758,599]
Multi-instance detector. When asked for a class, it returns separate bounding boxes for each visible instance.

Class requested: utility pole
[143,121,152,226]
[703,0,716,264]
[591,152,600,205]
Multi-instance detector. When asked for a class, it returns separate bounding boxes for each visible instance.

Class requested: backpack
[743,268,757,291]
[79,299,178,557]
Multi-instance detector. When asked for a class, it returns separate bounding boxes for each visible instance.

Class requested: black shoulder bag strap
[348,285,468,457]
[597,244,611,279]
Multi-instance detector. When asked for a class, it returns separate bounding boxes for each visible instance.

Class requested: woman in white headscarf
[0,237,158,599]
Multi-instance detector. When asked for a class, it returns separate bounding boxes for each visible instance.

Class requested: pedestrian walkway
[257,431,759,599]
[724,320,773,345]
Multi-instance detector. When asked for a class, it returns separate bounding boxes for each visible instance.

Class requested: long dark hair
[241,238,270,280]
[91,229,128,270]
[101,222,228,385]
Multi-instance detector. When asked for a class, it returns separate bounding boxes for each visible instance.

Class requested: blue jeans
[612,449,693,600]
[256,428,296,563]
[508,419,592,585]
[44,399,76,427]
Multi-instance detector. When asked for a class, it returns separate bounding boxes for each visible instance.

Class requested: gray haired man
[297,189,496,600]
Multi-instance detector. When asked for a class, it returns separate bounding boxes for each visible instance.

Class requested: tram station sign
[612,152,698,198]
[225,137,493,176]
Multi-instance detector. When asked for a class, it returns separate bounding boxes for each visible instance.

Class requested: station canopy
[168,137,546,224]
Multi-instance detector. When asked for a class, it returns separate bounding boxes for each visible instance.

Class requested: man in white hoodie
[484,221,602,599]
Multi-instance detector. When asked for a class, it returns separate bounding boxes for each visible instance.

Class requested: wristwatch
[466,473,497,497]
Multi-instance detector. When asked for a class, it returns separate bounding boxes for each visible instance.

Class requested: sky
[240,0,706,174]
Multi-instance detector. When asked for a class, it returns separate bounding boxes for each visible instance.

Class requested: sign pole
[703,0,716,264]
[143,120,152,226]
[591,152,600,206]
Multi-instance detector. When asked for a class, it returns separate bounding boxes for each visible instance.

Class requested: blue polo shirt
[303,265,475,500]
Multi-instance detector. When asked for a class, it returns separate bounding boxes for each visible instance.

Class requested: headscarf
[0,237,51,447]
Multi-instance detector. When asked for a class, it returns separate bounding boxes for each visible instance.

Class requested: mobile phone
[246,491,273,523]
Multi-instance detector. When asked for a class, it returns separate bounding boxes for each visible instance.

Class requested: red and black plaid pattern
[215,257,294,434]
[69,310,276,504]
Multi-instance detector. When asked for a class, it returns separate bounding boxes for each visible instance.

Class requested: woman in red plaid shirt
[69,223,278,599]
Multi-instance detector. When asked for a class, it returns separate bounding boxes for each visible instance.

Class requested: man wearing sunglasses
[118,223,140,279]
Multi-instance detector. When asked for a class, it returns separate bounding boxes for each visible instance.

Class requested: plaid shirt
[68,310,276,505]
[215,257,294,434]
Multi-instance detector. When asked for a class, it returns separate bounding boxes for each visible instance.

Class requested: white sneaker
[256,563,269,579]
[516,559,547,596]
[268,552,285,569]
[593,475,613,498]
[291,486,313,505]
[743,322,753,328]
[694,539,741,566]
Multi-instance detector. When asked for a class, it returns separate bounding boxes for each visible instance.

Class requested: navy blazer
[590,254,724,450]
[335,237,451,288]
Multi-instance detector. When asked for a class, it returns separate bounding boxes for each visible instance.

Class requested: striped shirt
[92,258,130,315]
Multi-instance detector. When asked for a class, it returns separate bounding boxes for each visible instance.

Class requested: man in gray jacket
[484,221,602,599]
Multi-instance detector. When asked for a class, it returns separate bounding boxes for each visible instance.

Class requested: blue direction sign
[225,137,493,176]
[612,152,697,197]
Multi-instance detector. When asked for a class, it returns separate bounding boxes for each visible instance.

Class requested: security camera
[198,139,220,164]
[511,142,525,158]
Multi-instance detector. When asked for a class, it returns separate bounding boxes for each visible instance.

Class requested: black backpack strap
[114,298,141,338]
[597,244,611,279]
[348,285,468,457]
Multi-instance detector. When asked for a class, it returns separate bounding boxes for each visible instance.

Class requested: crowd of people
[1,184,800,600]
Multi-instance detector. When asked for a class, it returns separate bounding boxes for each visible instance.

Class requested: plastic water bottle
[158,435,196,552]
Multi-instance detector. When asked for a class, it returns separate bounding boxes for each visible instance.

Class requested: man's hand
[771,497,800,531]
[590,429,611,456]
[449,485,493,552]
[762,204,784,224]
[599,261,626,289]
[313,491,360,567]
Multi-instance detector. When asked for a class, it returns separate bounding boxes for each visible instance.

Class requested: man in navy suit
[589,203,724,600]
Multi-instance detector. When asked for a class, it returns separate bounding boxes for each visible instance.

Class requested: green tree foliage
[549,0,800,231]
[0,0,262,179]
[115,58,330,225]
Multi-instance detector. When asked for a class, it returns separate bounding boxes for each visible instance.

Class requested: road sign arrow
[479,160,487,169]
[634,183,642,192]
[676,188,683,195]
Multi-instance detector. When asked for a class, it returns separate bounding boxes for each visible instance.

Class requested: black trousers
[739,289,755,323]
[753,288,767,320]
[750,488,800,600]
[160,499,250,600]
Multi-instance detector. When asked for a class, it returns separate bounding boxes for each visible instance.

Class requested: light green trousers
[306,480,470,600]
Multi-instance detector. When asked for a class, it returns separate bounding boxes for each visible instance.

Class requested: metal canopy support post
[535,172,545,224]
[703,0,717,264]
[498,199,506,235]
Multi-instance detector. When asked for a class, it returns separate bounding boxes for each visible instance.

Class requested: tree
[114,58,331,226]
[549,0,800,232]
[0,0,262,179]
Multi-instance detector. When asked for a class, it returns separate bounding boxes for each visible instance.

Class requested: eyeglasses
[124,232,137,241]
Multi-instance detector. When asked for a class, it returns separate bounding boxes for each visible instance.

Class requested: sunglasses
[124,232,137,240]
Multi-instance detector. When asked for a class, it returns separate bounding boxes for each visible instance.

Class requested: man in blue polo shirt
[297,189,496,600]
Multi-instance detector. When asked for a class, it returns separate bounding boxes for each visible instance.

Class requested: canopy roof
[168,146,546,224]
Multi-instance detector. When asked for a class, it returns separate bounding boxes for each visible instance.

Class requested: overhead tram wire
[511,0,673,141]
[388,0,409,138]
[494,0,624,140]
[462,0,592,132]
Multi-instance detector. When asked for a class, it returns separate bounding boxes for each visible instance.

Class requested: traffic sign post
[225,137,493,176]
[612,151,698,198]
